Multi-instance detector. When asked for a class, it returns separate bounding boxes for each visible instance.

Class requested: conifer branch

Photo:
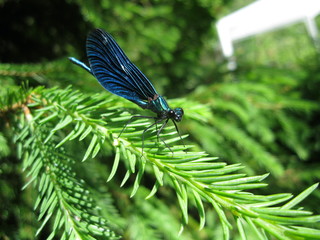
[1,85,320,239]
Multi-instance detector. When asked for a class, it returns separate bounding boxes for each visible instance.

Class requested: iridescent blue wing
[86,29,158,108]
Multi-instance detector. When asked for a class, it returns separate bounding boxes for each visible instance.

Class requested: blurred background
[1,0,320,238]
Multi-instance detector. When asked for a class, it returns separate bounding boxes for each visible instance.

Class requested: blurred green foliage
[1,0,320,239]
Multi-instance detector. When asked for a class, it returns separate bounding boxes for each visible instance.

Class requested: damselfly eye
[173,108,183,122]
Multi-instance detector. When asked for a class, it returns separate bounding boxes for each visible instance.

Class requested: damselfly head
[169,108,184,122]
